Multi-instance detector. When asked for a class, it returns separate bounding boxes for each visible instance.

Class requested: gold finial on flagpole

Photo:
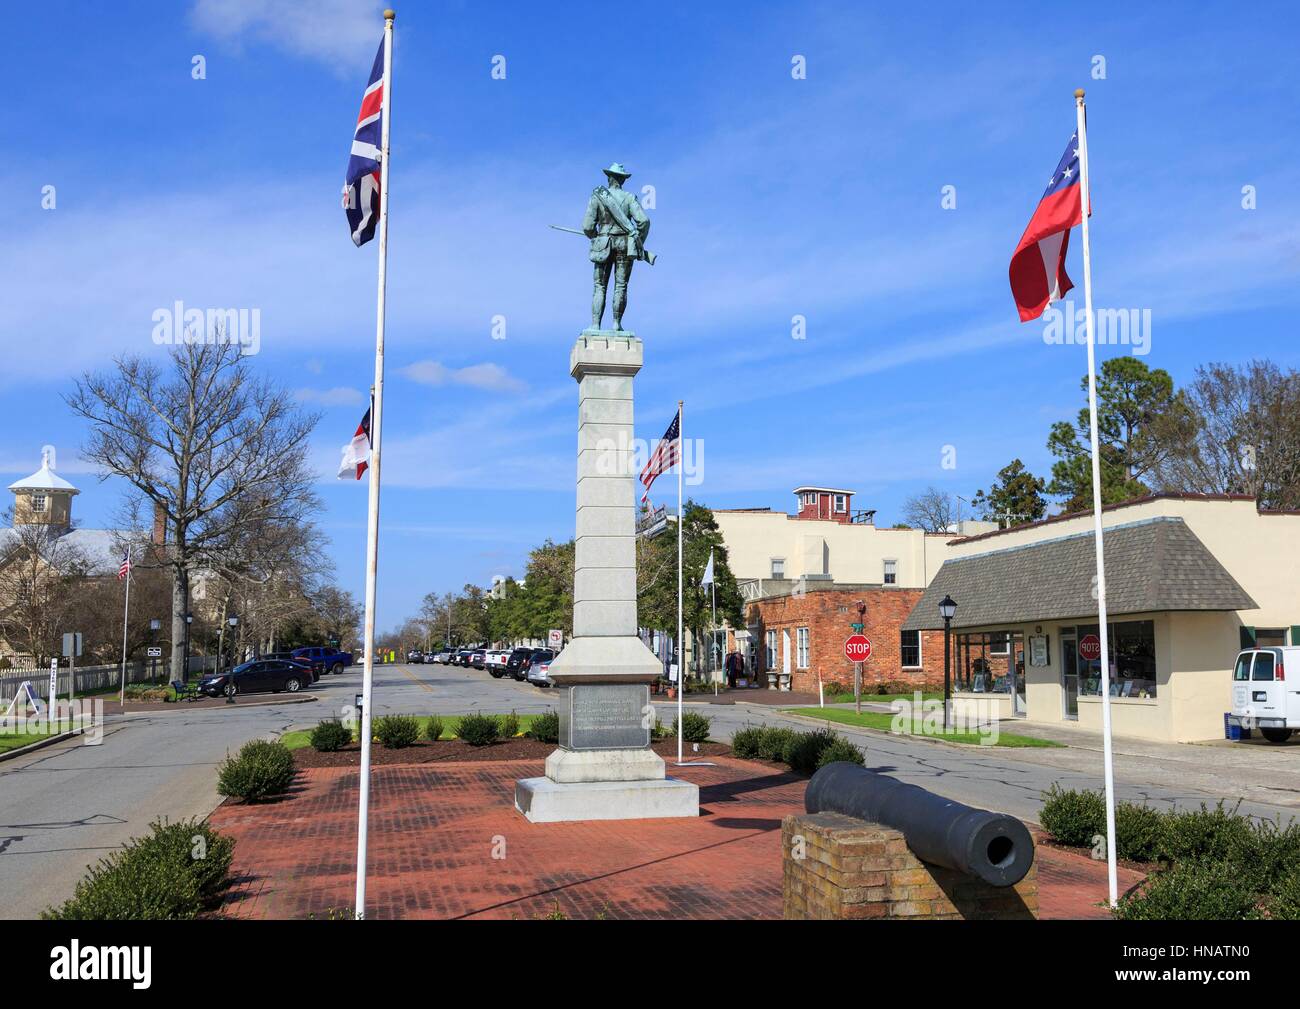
[1074,88,1085,100]
[384,9,395,20]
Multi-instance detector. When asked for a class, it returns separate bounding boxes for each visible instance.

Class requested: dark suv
[510,648,554,682]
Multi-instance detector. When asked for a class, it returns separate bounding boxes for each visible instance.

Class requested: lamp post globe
[225,615,239,704]
[938,595,957,730]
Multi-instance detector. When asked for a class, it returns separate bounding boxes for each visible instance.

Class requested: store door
[1061,632,1079,719]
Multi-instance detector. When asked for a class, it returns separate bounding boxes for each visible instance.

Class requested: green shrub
[425,715,445,742]
[650,717,671,741]
[783,729,838,774]
[756,727,797,762]
[1039,784,1105,848]
[528,710,560,744]
[456,713,499,746]
[42,817,233,920]
[499,710,520,739]
[1114,802,1164,862]
[310,718,353,752]
[374,714,421,749]
[1155,801,1256,865]
[815,737,865,770]
[124,683,171,702]
[1115,859,1263,920]
[672,711,713,744]
[1266,865,1300,920]
[217,739,295,802]
[730,725,766,759]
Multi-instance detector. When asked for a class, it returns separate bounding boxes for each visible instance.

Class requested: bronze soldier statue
[580,163,654,331]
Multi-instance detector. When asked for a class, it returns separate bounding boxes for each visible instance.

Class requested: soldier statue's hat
[602,162,632,180]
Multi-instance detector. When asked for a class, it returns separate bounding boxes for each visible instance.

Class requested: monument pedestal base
[514,775,700,824]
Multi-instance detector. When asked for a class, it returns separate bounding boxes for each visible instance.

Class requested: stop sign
[844,634,872,662]
[1079,634,1102,662]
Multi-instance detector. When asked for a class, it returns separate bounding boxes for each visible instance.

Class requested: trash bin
[1224,713,1251,741]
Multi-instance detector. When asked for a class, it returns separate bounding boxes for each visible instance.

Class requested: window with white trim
[900,629,921,668]
[833,494,846,512]
[796,627,810,668]
[883,559,897,585]
[765,630,777,670]
[771,557,785,579]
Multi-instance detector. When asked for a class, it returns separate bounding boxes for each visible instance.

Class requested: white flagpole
[117,546,132,706]
[355,8,395,922]
[1075,87,1118,908]
[676,400,684,765]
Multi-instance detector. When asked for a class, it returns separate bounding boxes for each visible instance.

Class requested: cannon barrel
[805,763,1034,887]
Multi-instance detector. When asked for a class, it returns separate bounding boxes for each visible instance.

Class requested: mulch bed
[293,737,732,769]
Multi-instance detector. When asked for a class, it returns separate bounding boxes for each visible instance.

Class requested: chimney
[152,503,168,546]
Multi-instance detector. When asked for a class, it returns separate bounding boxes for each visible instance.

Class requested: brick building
[742,581,945,694]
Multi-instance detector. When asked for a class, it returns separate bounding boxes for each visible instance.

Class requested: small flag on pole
[701,548,715,587]
[342,37,386,247]
[640,409,680,504]
[1008,132,1086,321]
[117,546,132,581]
[337,407,372,480]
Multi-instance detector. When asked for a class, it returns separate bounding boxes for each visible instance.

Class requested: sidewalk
[210,757,1138,920]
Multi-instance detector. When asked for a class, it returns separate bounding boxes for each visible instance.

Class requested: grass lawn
[781,706,1062,748]
[0,729,61,754]
[281,712,544,751]
[824,691,941,705]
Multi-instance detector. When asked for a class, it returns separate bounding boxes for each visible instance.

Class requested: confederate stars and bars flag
[1008,131,1088,322]
[338,406,373,480]
[640,409,680,504]
[342,37,385,247]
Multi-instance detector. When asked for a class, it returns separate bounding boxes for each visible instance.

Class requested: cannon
[805,762,1034,887]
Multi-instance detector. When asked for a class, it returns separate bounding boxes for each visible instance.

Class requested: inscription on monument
[560,683,651,750]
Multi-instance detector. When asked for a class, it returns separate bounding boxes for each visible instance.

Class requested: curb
[0,729,80,763]
[120,694,321,716]
[761,707,1046,753]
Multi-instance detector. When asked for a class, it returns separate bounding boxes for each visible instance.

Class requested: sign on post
[844,635,872,663]
[48,658,59,710]
[146,646,163,658]
[62,632,82,658]
[547,629,563,650]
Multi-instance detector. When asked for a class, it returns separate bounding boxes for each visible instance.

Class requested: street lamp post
[149,619,161,683]
[939,594,957,731]
[183,612,193,684]
[225,615,239,704]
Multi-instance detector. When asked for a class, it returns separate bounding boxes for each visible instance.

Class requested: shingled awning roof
[902,517,1257,631]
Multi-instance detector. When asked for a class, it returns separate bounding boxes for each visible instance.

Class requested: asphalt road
[2,660,1294,919]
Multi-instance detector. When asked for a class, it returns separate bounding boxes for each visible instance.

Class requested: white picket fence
[0,655,219,704]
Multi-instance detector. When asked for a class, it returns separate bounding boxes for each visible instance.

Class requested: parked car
[456,649,475,667]
[198,659,309,698]
[504,647,534,679]
[406,648,425,664]
[470,649,487,669]
[264,651,321,682]
[485,649,510,677]
[291,645,353,674]
[526,651,559,687]
[512,648,555,682]
[1231,647,1300,743]
[423,650,440,663]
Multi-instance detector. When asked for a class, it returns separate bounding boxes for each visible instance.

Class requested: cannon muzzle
[805,762,1034,887]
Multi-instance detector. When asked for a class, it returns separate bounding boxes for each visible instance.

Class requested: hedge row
[1039,785,1300,920]
[731,724,864,774]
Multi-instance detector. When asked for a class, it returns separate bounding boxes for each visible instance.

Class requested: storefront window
[955,631,1022,697]
[1077,620,1157,698]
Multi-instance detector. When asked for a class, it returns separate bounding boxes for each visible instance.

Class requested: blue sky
[4,0,1298,630]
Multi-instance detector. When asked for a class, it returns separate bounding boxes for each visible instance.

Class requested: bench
[170,679,201,703]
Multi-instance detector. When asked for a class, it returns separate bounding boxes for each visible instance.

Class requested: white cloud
[400,360,525,393]
[294,386,365,407]
[190,0,385,72]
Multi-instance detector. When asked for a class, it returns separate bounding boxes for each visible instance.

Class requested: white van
[1231,647,1300,743]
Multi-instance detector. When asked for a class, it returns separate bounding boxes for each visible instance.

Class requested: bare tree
[311,585,363,652]
[0,510,92,665]
[1152,360,1300,510]
[66,339,320,679]
[901,486,956,533]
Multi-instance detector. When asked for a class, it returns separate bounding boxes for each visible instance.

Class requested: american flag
[342,36,385,247]
[117,546,132,581]
[640,410,680,504]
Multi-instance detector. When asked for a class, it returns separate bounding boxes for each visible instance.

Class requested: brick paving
[209,757,1141,920]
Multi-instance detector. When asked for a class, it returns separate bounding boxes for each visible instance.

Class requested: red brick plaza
[209,757,1140,920]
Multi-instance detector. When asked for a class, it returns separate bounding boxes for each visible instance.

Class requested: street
[3,661,1295,919]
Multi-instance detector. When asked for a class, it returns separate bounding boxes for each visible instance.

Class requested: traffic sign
[844,634,872,662]
[547,629,563,650]
[850,622,864,632]
[147,646,163,658]
[1078,634,1102,662]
